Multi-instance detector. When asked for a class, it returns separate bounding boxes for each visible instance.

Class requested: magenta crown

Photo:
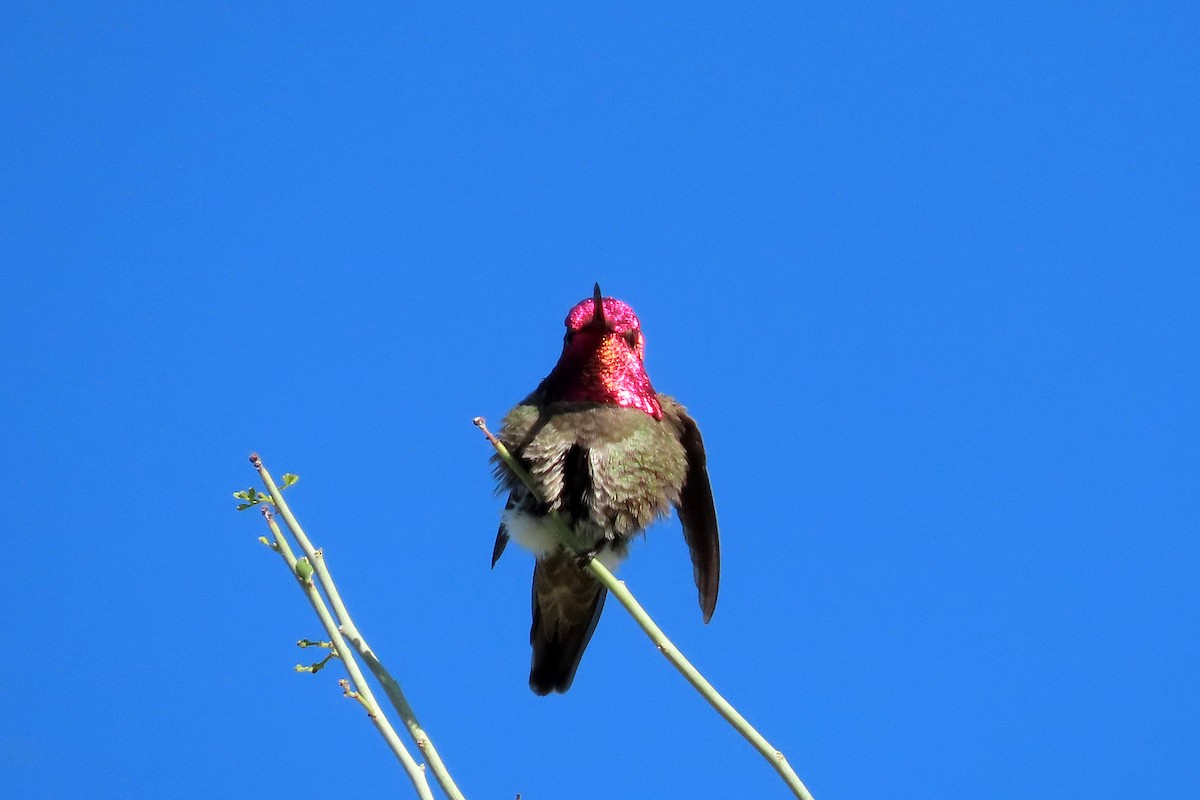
[565,295,642,334]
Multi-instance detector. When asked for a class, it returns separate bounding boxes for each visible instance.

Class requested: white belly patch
[502,509,625,572]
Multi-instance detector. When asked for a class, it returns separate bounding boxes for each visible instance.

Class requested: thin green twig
[473,417,816,800]
[257,505,434,800]
[251,454,465,800]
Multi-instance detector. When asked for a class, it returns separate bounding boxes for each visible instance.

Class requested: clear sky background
[2,3,1196,798]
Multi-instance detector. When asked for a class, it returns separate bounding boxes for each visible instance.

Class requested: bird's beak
[590,282,608,331]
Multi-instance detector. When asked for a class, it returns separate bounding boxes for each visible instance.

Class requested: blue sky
[2,3,1196,798]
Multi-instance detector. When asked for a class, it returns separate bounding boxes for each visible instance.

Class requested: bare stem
[472,418,816,800]
[258,508,434,800]
[251,454,466,800]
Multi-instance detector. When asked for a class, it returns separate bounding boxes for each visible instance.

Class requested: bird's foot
[574,546,600,569]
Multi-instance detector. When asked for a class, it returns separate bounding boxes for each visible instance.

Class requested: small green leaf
[281,473,299,489]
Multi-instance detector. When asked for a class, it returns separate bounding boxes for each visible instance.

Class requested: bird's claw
[575,547,600,569]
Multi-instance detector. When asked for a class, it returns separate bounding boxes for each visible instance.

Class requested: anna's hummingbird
[491,284,720,695]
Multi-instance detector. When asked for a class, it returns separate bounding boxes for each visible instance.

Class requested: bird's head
[540,284,662,419]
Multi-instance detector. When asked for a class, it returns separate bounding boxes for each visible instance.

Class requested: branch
[249,453,465,800]
[473,417,816,800]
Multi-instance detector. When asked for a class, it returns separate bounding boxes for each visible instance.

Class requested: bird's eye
[564,331,576,345]
[623,330,639,348]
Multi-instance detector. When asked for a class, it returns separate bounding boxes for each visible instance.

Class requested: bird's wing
[491,487,525,567]
[665,400,721,622]
[492,521,510,567]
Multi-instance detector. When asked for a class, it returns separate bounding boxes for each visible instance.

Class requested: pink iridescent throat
[542,297,663,419]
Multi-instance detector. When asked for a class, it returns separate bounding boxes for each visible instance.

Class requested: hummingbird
[490,284,720,695]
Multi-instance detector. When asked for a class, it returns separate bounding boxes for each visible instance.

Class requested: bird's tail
[529,552,608,695]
